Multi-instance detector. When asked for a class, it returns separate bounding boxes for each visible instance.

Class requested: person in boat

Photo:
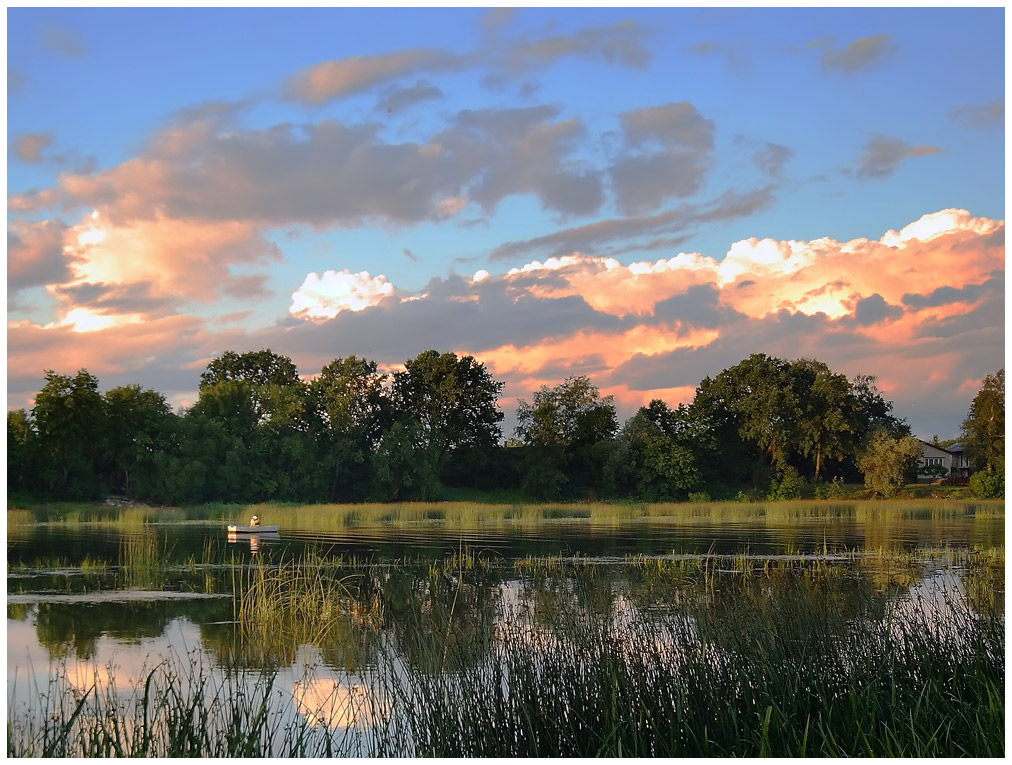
[250,514,260,527]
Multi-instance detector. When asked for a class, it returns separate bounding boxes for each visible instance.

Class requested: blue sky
[7,6,1006,439]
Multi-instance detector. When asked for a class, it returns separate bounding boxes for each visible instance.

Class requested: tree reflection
[32,599,229,660]
[380,566,502,674]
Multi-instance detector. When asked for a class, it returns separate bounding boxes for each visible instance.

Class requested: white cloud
[290,269,396,319]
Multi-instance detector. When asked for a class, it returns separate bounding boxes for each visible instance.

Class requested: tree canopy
[10,350,977,504]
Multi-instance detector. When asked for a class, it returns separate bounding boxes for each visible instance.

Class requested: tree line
[7,349,1004,504]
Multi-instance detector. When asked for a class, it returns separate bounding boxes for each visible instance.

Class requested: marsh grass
[8,498,1003,531]
[232,551,380,667]
[232,498,1004,530]
[10,552,1003,758]
[6,655,375,757]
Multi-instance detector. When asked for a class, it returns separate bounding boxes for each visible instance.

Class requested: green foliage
[767,465,804,500]
[969,470,1004,499]
[32,370,107,499]
[10,352,917,505]
[857,432,923,498]
[813,476,847,500]
[919,464,950,482]
[516,375,618,498]
[962,369,1004,473]
[607,404,701,501]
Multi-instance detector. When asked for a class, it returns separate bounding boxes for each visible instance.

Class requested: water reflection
[227,531,280,556]
[7,516,1004,756]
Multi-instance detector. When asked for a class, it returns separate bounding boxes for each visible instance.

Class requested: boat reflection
[227,531,280,555]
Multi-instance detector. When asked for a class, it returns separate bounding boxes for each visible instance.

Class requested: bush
[813,476,847,500]
[767,465,804,500]
[969,470,1004,499]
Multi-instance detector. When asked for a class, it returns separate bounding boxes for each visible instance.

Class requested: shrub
[969,470,1004,499]
[767,465,804,501]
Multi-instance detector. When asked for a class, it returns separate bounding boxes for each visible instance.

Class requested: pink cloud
[62,211,278,305]
[286,50,458,104]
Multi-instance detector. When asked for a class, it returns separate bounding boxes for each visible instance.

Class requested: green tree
[102,385,175,498]
[189,350,321,501]
[962,369,1004,473]
[791,359,858,479]
[515,375,618,499]
[32,369,107,498]
[692,354,800,471]
[391,350,504,492]
[8,409,42,496]
[856,431,923,498]
[607,401,702,500]
[310,356,392,500]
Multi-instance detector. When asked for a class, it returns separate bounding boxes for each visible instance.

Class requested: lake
[6,503,1005,756]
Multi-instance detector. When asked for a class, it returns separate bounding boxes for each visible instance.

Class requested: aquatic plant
[9,555,1003,758]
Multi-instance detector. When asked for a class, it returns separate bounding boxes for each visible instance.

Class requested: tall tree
[857,431,923,498]
[32,370,107,498]
[962,368,1004,473]
[790,358,857,479]
[310,356,392,500]
[515,375,618,499]
[8,409,39,495]
[102,385,175,498]
[391,350,504,485]
[190,350,319,501]
[608,403,701,501]
[691,354,800,471]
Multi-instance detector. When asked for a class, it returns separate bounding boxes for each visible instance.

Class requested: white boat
[227,524,280,534]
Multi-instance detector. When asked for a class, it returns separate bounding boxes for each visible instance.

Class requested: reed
[8,549,1004,757]
[232,551,379,667]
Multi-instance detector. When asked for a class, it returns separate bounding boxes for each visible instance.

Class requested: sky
[6,6,1006,441]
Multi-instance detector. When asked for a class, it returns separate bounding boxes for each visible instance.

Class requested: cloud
[8,219,72,290]
[504,20,651,71]
[610,150,709,215]
[489,185,777,261]
[607,102,715,214]
[56,104,608,227]
[851,294,903,326]
[438,105,604,216]
[60,212,280,305]
[285,49,463,105]
[12,132,53,163]
[283,20,649,107]
[8,67,26,92]
[752,142,793,177]
[375,81,444,113]
[820,34,897,74]
[290,270,397,319]
[43,24,87,57]
[902,280,991,309]
[619,102,715,152]
[855,134,942,179]
[950,99,1004,129]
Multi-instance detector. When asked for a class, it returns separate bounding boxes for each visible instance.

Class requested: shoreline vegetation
[7,546,1004,757]
[7,495,1006,528]
[10,351,1004,508]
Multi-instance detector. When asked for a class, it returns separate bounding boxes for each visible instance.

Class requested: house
[916,441,972,481]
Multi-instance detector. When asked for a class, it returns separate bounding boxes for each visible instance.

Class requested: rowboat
[227,524,280,534]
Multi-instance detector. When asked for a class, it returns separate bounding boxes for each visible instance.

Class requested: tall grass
[199,498,1006,531]
[231,551,379,667]
[9,554,1003,757]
